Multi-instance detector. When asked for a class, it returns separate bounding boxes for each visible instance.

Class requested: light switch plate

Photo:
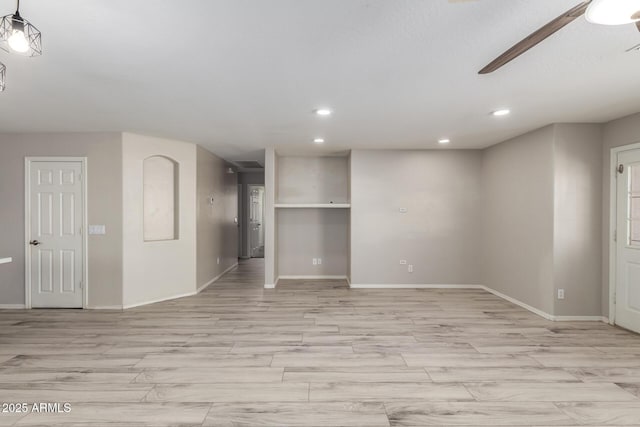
[88,225,106,235]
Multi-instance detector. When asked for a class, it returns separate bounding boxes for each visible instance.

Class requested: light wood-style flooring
[1,259,640,426]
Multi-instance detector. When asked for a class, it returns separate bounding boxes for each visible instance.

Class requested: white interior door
[28,160,84,308]
[616,148,640,332]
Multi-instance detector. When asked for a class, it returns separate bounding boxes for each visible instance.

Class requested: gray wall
[553,124,603,316]
[350,150,483,285]
[0,133,123,307]
[481,126,556,314]
[481,124,605,317]
[264,149,277,285]
[601,113,640,317]
[196,146,238,287]
[277,156,349,204]
[122,133,197,308]
[277,209,348,276]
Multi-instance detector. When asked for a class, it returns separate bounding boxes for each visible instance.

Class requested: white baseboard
[481,286,555,321]
[278,275,348,280]
[349,284,483,289]
[0,304,26,309]
[266,275,348,289]
[86,305,123,310]
[347,282,606,323]
[123,290,197,309]
[482,286,606,322]
[123,262,239,309]
[551,315,610,322]
[197,263,238,293]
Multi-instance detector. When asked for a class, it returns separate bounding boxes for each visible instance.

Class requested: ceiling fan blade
[479,1,591,74]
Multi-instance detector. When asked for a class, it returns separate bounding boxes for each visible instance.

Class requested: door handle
[29,240,42,246]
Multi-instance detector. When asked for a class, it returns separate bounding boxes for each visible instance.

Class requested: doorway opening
[248,185,265,258]
[237,170,265,259]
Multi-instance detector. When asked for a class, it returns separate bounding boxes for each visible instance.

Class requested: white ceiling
[0,0,639,161]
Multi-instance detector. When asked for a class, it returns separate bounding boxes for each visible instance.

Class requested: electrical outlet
[557,289,565,300]
[312,258,317,265]
[317,258,322,265]
[400,260,407,265]
[408,264,413,273]
[217,257,220,265]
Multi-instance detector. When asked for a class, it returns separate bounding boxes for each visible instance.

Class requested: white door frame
[24,157,89,309]
[609,142,640,325]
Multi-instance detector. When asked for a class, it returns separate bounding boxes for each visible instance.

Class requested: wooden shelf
[275,203,350,209]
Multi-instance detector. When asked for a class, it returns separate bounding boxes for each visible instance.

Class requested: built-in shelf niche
[275,203,350,209]
[276,155,349,205]
[271,152,351,281]
[143,155,179,242]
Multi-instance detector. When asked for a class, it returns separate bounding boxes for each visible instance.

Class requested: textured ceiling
[0,0,639,160]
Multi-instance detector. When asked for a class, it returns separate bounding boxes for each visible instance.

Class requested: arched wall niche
[143,155,179,241]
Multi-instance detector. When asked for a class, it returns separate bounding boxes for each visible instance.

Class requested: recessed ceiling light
[491,109,511,117]
[314,108,332,116]
[438,138,450,144]
[313,138,325,144]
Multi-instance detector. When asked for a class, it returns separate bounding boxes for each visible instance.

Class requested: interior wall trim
[0,304,27,309]
[278,275,348,280]
[349,284,483,289]
[196,263,238,293]
[123,262,238,309]
[348,283,607,323]
[266,275,348,289]
[123,291,198,310]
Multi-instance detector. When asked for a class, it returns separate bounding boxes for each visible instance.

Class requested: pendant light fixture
[0,0,41,56]
[0,62,5,92]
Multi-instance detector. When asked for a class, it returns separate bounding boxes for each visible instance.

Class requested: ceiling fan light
[585,0,640,25]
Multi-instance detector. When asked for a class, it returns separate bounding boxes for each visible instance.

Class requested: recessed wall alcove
[143,155,179,241]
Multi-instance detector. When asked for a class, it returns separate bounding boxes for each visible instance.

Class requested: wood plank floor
[1,258,640,426]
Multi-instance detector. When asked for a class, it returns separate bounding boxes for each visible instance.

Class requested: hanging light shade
[585,0,640,25]
[0,62,5,92]
[0,0,41,56]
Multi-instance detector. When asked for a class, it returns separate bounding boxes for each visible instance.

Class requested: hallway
[1,258,640,425]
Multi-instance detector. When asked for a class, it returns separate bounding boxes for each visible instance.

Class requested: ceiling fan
[453,0,640,74]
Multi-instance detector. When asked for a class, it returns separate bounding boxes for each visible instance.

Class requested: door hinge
[79,281,83,290]
[618,164,624,174]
